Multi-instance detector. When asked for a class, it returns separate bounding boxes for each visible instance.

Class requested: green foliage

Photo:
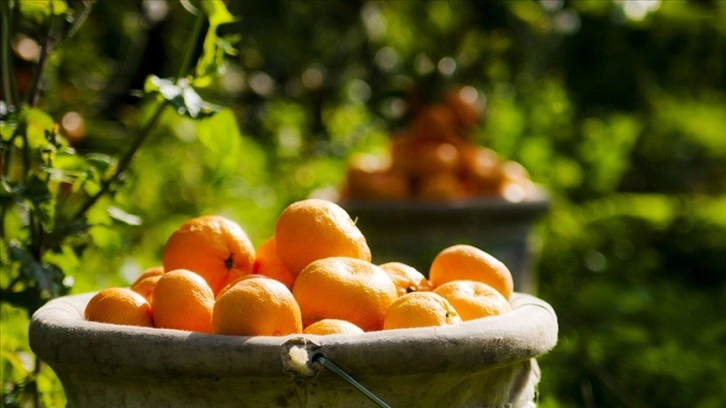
[537,194,726,407]
[18,0,68,23]
[144,76,221,119]
[2,0,244,405]
[2,0,726,407]
[195,0,239,86]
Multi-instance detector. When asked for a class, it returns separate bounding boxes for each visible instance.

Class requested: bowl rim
[29,291,558,378]
[339,186,551,216]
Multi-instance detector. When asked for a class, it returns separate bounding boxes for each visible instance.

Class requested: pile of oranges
[341,85,537,202]
[85,199,514,336]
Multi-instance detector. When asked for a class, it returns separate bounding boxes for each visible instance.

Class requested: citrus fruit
[130,265,164,303]
[346,152,390,180]
[409,103,458,142]
[379,262,432,296]
[443,85,484,129]
[152,269,215,333]
[212,277,302,336]
[162,215,255,295]
[409,142,462,177]
[383,291,462,330]
[416,172,469,201]
[461,145,503,194]
[389,132,418,174]
[428,244,514,300]
[348,169,410,201]
[84,288,154,328]
[252,237,296,290]
[274,199,371,276]
[433,280,512,321]
[498,160,537,202]
[292,257,398,332]
[215,274,268,299]
[345,154,410,201]
[391,136,461,178]
[303,319,365,335]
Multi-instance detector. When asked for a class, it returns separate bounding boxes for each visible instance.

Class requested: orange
[162,215,255,295]
[499,180,528,203]
[498,160,537,202]
[416,172,469,201]
[292,257,398,332]
[408,103,459,142]
[429,244,514,300]
[152,269,215,333]
[379,262,432,296]
[84,288,154,328]
[274,199,371,276]
[389,132,417,174]
[212,277,302,336]
[346,152,390,179]
[443,85,484,129]
[303,319,365,335]
[346,169,410,201]
[383,291,462,330]
[215,274,268,299]
[500,160,530,183]
[433,280,512,321]
[130,265,164,303]
[252,237,296,290]
[409,142,462,177]
[461,145,503,194]
[345,154,410,201]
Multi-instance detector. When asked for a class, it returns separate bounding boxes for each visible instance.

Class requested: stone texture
[30,292,557,407]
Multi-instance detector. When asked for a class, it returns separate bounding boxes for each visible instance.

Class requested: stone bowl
[341,188,550,294]
[30,291,557,408]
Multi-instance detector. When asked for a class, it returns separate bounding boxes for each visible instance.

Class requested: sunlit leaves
[653,95,726,156]
[196,108,242,175]
[325,103,386,153]
[18,108,55,148]
[484,95,525,157]
[144,76,221,119]
[1,103,127,315]
[18,0,68,23]
[195,0,240,87]
[7,242,70,308]
[578,114,642,193]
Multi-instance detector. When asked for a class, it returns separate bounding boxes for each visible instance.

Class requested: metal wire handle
[314,354,391,408]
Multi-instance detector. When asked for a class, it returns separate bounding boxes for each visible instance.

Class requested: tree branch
[177,8,206,80]
[1,0,18,109]
[27,13,64,107]
[71,100,168,222]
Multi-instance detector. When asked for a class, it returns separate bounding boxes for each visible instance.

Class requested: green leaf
[196,108,242,174]
[19,107,56,149]
[144,76,221,119]
[7,242,68,300]
[106,206,142,226]
[1,121,16,142]
[195,1,240,86]
[23,174,56,232]
[0,349,31,379]
[87,225,122,251]
[18,0,68,23]
[85,196,113,226]
[42,245,80,277]
[49,152,114,195]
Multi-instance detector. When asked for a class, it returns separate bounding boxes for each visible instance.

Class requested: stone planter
[341,189,550,294]
[30,291,557,408]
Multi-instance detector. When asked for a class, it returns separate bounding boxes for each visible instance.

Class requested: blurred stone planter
[341,188,550,294]
[30,291,557,408]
